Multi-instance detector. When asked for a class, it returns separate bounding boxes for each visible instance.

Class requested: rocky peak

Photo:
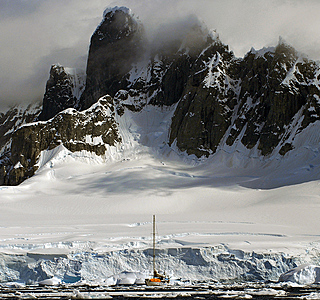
[98,7,138,41]
[38,64,85,121]
[79,7,146,110]
[80,10,217,112]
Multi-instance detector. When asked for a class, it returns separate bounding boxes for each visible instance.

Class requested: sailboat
[145,215,170,286]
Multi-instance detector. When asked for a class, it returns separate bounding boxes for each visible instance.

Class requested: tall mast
[153,214,156,273]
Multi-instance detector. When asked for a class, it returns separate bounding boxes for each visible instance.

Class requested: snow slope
[1,104,320,284]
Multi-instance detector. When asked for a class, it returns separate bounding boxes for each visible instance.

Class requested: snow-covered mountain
[1,6,320,186]
[1,7,320,285]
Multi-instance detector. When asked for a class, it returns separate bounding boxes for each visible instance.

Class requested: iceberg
[279,265,320,285]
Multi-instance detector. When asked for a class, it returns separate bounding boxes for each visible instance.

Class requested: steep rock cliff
[169,39,320,157]
[38,64,85,121]
[169,37,238,157]
[0,103,41,185]
[2,96,120,185]
[227,41,320,156]
[80,7,145,110]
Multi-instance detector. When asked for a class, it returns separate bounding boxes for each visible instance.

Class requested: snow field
[1,104,320,283]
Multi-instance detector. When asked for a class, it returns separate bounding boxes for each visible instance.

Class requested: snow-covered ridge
[19,96,114,129]
[248,37,294,59]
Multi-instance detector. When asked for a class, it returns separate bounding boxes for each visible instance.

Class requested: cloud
[0,0,111,111]
[0,0,41,19]
[125,0,320,59]
[1,0,320,111]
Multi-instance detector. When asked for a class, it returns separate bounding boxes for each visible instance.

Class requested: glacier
[0,246,304,284]
[1,103,320,286]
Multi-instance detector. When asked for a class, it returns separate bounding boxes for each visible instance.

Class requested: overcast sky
[1,0,320,112]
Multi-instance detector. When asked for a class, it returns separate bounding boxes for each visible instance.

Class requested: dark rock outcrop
[38,64,85,121]
[80,8,214,112]
[169,40,320,157]
[0,104,41,185]
[2,96,120,185]
[80,7,145,110]
[226,41,320,156]
[169,38,238,157]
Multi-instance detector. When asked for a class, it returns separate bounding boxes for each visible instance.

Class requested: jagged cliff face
[227,43,320,156]
[39,64,85,121]
[169,40,238,157]
[80,7,145,110]
[1,6,320,185]
[81,7,214,112]
[170,41,320,157]
[2,96,120,185]
[0,104,41,185]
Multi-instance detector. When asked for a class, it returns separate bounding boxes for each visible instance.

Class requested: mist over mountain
[1,0,320,113]
[0,6,320,186]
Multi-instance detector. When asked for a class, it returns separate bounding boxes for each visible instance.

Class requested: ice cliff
[0,245,307,284]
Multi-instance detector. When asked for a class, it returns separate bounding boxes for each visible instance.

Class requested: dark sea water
[1,282,320,299]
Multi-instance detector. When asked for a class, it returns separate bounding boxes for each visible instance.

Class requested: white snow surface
[1,103,320,284]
